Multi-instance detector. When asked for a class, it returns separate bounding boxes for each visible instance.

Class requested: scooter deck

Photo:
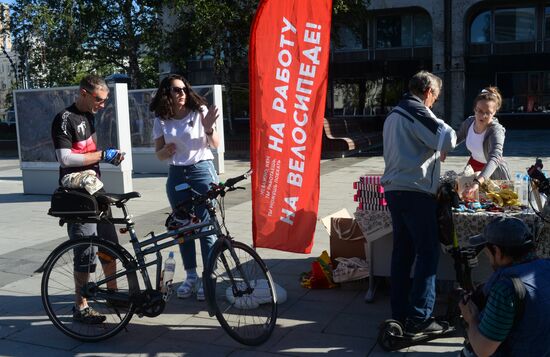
[378,320,457,351]
[403,325,457,342]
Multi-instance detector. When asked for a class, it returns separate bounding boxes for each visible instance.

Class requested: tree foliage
[10,0,161,88]
[332,0,369,46]
[160,0,256,85]
[8,0,368,89]
[159,0,369,125]
[162,0,369,82]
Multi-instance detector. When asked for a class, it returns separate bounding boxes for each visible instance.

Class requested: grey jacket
[381,94,457,195]
[456,116,511,180]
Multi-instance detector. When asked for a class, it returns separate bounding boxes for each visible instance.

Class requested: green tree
[332,0,369,47]
[83,0,161,89]
[161,0,369,128]
[162,0,368,81]
[8,0,369,91]
[159,0,256,130]
[10,0,161,88]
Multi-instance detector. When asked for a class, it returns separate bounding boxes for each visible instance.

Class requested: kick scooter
[377,240,484,351]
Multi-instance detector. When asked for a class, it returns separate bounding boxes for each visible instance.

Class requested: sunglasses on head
[83,88,108,104]
[171,86,187,94]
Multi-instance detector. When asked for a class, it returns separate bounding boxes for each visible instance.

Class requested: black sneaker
[404,317,447,336]
[72,306,106,324]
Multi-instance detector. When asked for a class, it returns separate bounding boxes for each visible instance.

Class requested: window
[471,11,491,43]
[470,7,540,45]
[497,71,550,113]
[332,77,405,116]
[333,82,360,115]
[545,72,550,92]
[494,7,535,42]
[334,26,363,50]
[545,7,550,39]
[376,13,432,48]
[376,15,412,48]
[413,13,432,46]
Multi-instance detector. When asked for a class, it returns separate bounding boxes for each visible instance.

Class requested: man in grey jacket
[381,71,457,335]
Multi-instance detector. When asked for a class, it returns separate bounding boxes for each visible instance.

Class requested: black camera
[527,158,550,196]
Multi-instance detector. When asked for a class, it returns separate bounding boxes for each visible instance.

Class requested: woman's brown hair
[149,74,207,119]
[473,86,502,112]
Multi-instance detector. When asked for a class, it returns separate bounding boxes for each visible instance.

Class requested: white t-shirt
[152,106,214,166]
[466,122,487,163]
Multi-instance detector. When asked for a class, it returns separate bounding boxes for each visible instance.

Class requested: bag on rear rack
[48,187,102,218]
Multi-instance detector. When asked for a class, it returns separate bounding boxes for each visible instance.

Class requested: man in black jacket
[51,74,124,324]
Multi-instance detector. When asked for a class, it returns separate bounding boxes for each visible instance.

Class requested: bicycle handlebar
[175,170,253,210]
[221,169,253,188]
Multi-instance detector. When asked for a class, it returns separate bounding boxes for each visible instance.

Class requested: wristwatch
[473,178,481,186]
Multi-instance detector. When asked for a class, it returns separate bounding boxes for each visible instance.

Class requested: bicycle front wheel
[205,240,277,346]
[41,239,135,341]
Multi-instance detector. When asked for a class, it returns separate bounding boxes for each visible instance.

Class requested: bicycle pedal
[162,286,174,302]
[162,294,172,302]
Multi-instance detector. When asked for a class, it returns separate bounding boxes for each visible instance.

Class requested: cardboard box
[321,209,367,266]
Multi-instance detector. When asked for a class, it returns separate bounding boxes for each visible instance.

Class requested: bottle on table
[514,172,523,204]
[522,175,530,209]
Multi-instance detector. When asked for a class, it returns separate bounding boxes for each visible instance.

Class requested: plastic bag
[332,257,369,283]
[61,169,104,195]
[300,250,336,289]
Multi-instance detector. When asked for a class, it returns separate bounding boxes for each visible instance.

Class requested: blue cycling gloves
[102,148,124,166]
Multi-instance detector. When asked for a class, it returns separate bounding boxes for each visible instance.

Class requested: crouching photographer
[458,217,550,357]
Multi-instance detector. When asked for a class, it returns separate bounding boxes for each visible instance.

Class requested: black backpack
[48,187,105,218]
[436,182,460,245]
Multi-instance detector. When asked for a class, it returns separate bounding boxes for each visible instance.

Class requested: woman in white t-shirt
[456,86,511,199]
[150,74,220,301]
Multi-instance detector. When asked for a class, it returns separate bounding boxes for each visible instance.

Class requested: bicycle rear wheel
[204,240,277,346]
[41,239,135,341]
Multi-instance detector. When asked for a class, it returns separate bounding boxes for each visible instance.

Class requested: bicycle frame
[93,197,222,295]
[92,190,254,310]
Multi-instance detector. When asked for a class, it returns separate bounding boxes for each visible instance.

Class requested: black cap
[469,217,533,247]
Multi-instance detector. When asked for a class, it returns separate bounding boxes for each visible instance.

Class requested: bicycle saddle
[96,191,141,205]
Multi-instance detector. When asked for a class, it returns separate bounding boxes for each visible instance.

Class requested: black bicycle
[36,170,277,346]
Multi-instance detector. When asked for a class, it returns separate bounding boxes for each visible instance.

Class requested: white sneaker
[177,276,198,299]
[196,286,205,301]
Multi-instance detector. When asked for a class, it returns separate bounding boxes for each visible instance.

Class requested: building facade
[331,0,550,128]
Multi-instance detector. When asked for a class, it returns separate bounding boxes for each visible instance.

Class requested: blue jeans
[166,160,218,271]
[385,190,440,323]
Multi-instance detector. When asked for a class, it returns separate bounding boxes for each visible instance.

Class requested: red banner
[249,0,332,253]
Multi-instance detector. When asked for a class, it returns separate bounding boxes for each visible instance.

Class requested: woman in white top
[150,74,220,300]
[456,86,511,199]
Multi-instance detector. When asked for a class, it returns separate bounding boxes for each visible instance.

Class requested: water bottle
[161,252,176,294]
[514,172,523,204]
[522,175,530,208]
